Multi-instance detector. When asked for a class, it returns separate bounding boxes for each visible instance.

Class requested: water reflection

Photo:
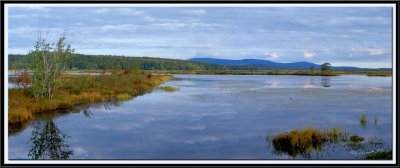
[7,75,392,159]
[82,106,92,118]
[321,76,331,87]
[27,120,73,159]
[9,123,29,136]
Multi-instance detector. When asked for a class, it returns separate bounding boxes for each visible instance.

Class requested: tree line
[9,54,228,71]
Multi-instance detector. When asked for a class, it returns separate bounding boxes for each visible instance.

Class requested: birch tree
[30,31,73,99]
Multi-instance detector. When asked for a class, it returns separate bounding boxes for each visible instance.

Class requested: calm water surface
[8,75,393,159]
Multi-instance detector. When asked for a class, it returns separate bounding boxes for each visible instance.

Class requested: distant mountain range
[188,58,388,71]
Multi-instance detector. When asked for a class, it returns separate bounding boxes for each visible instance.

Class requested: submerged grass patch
[365,150,392,160]
[9,74,173,124]
[159,86,179,92]
[360,114,368,128]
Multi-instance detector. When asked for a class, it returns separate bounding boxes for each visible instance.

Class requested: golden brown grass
[159,86,179,92]
[270,127,348,157]
[8,74,173,124]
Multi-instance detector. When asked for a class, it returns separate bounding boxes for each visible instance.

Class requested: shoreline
[8,74,173,125]
[9,69,392,77]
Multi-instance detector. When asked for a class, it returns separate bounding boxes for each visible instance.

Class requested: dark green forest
[8,54,227,71]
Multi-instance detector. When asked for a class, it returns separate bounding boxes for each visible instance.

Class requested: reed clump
[360,114,368,128]
[270,127,349,157]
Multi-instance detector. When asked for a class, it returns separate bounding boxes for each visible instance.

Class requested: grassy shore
[8,74,173,125]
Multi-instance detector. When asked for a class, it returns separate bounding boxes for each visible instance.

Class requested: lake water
[8,75,393,160]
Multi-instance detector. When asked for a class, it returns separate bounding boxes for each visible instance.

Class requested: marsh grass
[268,126,390,159]
[159,86,179,92]
[8,74,173,124]
[116,93,133,100]
[365,150,392,160]
[360,115,368,128]
[269,127,349,158]
[366,72,392,77]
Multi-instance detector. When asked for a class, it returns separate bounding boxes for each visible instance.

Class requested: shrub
[14,69,31,89]
[147,73,153,80]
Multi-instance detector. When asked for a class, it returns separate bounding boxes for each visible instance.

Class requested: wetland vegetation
[9,74,172,125]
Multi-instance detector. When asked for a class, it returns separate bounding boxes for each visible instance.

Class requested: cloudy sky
[7,5,393,68]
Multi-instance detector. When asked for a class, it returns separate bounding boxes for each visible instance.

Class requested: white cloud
[351,47,385,56]
[118,8,143,16]
[144,16,156,22]
[182,9,206,15]
[25,6,49,11]
[143,16,179,23]
[95,8,109,14]
[367,48,384,56]
[350,48,361,57]
[304,51,315,59]
[256,29,267,33]
[100,24,137,31]
[9,14,27,19]
[265,52,279,59]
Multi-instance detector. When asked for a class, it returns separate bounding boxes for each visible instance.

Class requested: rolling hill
[188,58,368,70]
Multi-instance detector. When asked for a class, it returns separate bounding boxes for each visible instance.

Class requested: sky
[7,5,393,68]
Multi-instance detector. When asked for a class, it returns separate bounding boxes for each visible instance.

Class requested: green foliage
[70,89,81,95]
[30,33,73,99]
[321,63,331,73]
[130,61,141,74]
[9,54,227,71]
[112,64,122,75]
